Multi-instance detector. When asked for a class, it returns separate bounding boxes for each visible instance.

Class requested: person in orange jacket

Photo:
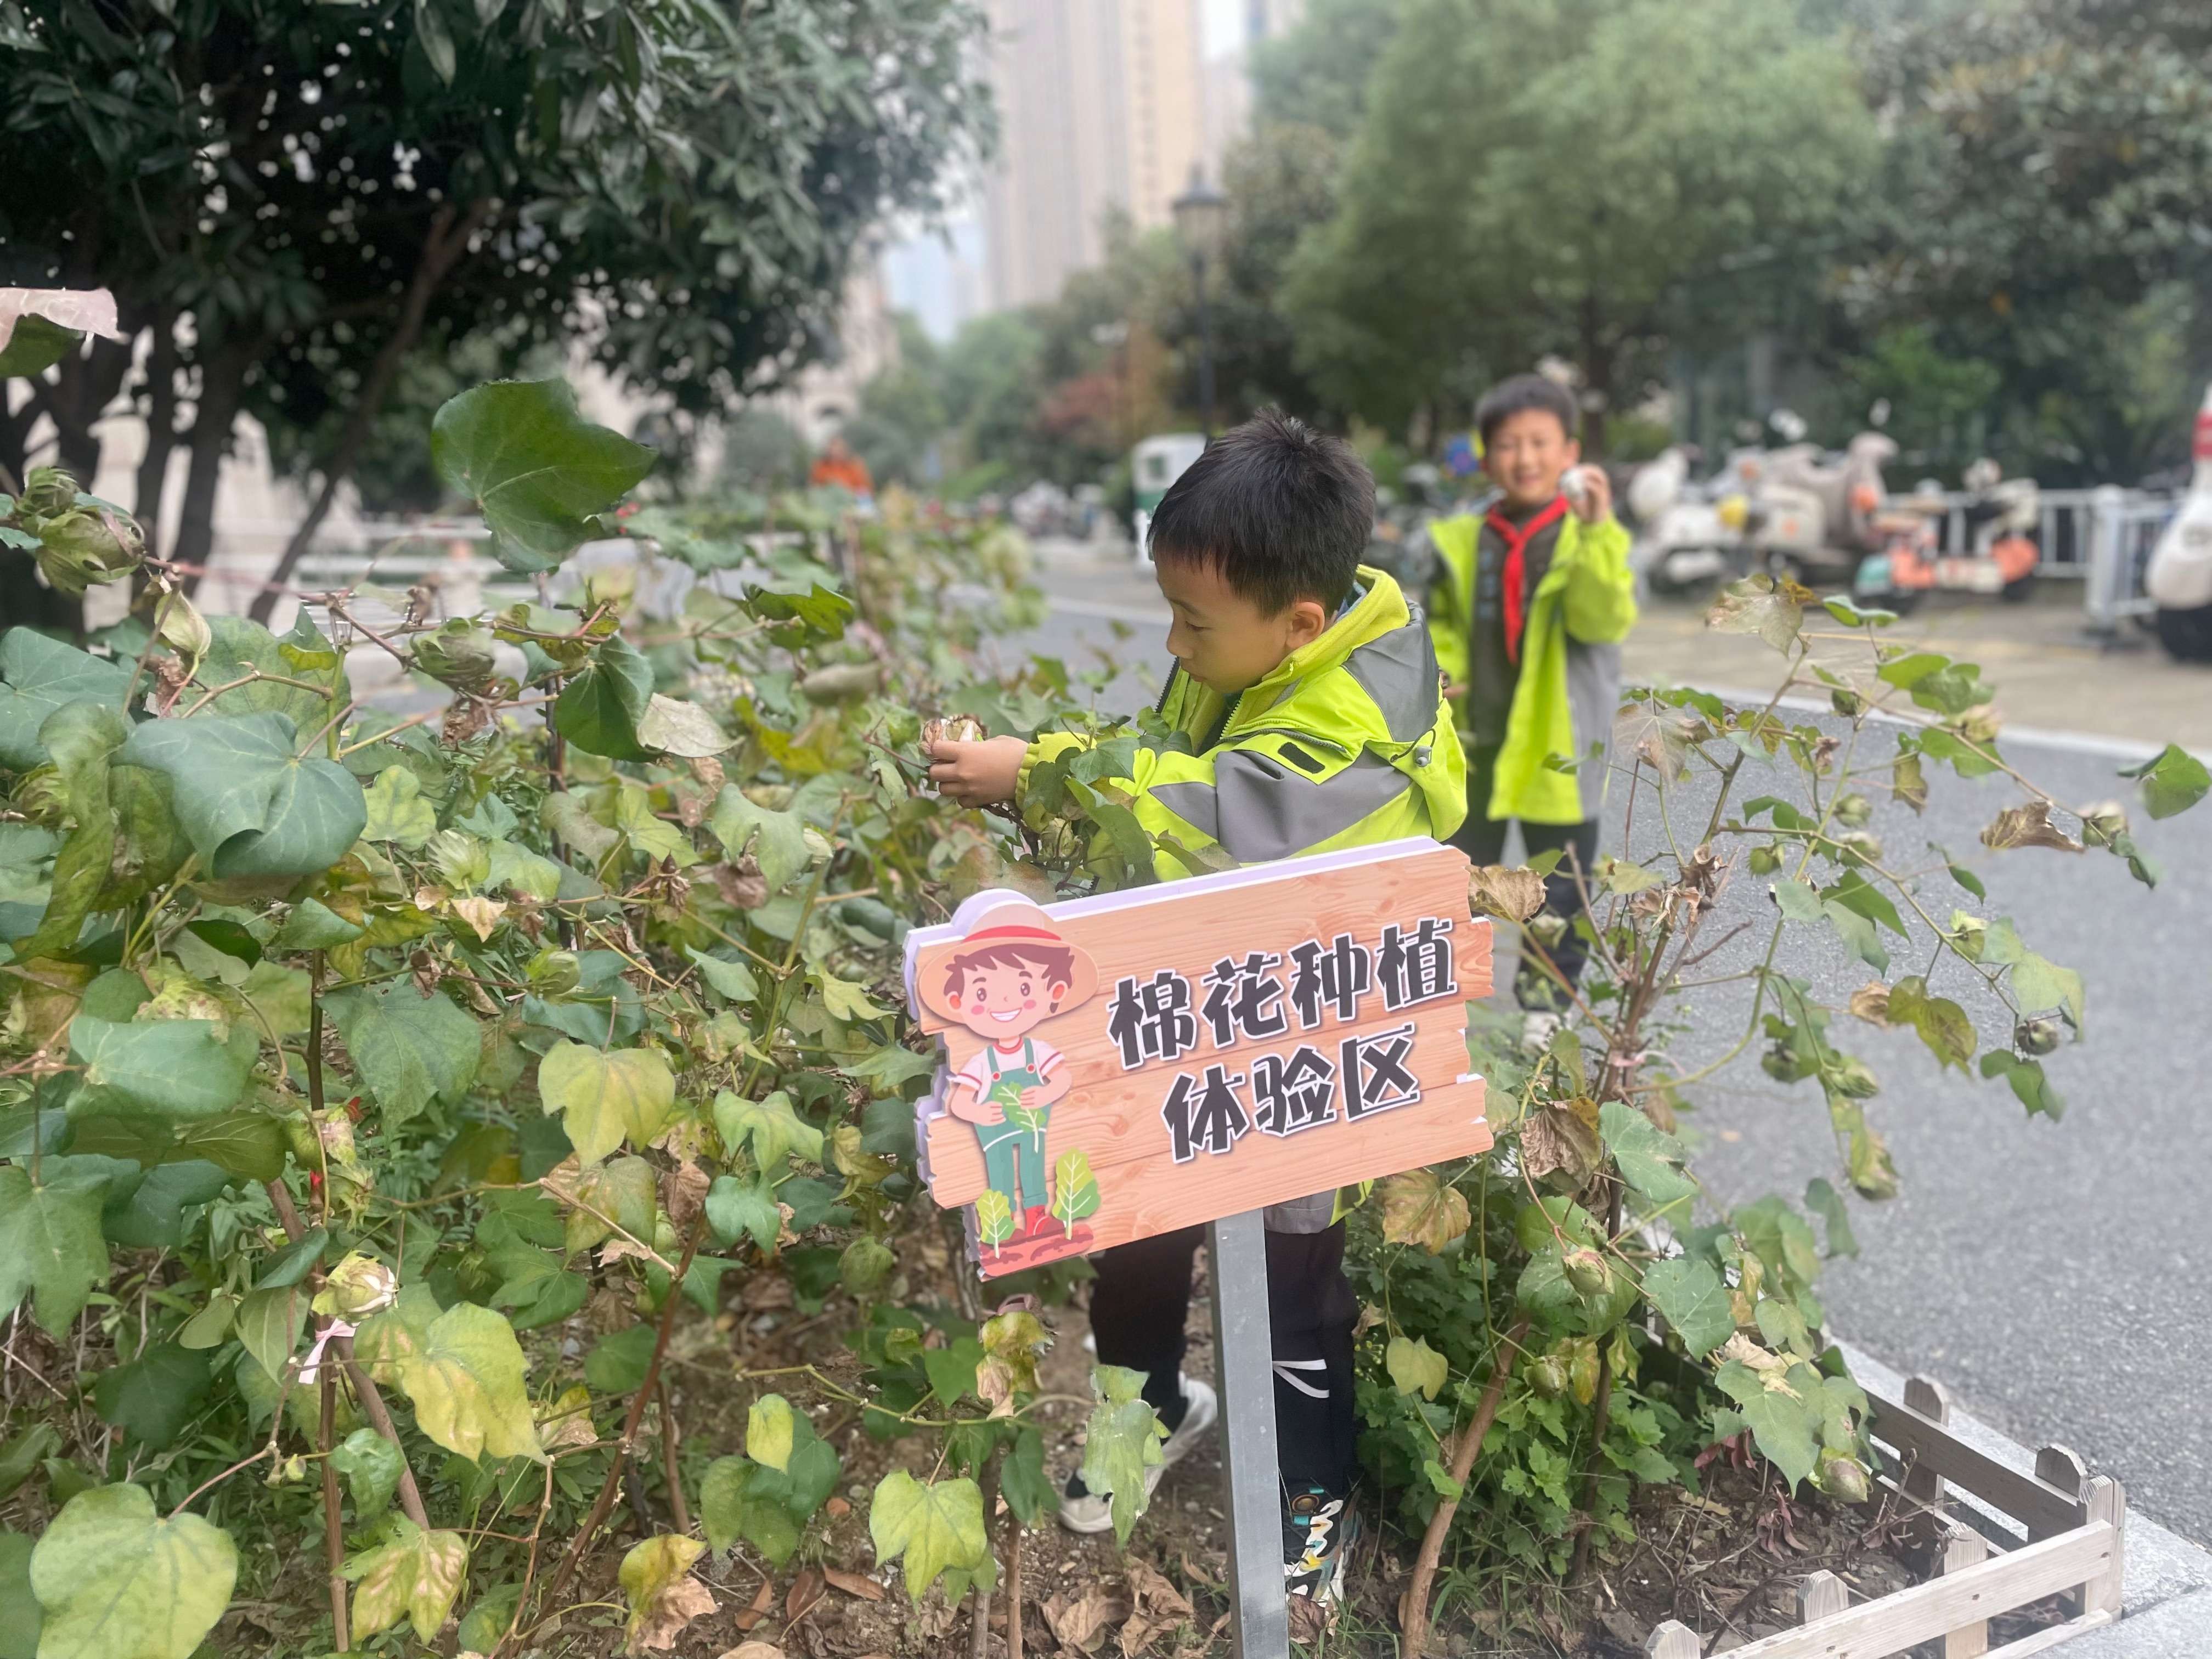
[808,433,873,496]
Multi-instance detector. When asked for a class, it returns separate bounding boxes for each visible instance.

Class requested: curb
[1840,1342,2212,1652]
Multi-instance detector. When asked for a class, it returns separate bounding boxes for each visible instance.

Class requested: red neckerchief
[1483,495,1571,665]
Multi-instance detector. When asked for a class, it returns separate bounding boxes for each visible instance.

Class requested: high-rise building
[982,0,1207,311]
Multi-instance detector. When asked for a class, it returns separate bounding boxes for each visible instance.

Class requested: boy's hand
[1567,465,1613,525]
[927,735,1028,808]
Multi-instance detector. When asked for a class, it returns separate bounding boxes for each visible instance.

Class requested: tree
[0,0,992,617]
[1842,0,2212,481]
[1283,0,1880,450]
[1249,0,1406,139]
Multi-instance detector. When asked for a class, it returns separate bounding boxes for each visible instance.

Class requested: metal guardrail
[1908,486,2171,578]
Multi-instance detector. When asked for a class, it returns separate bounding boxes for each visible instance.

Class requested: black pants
[1453,743,1601,1007]
[1087,1222,1359,1497]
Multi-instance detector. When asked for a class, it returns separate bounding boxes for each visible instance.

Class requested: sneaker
[1521,1008,1565,1055]
[1283,1485,1358,1612]
[1057,1374,1219,1533]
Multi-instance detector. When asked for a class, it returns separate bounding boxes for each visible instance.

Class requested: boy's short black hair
[1147,408,1373,614]
[1476,374,1579,448]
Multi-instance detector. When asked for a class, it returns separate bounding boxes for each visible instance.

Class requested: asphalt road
[1019,550,2212,1544]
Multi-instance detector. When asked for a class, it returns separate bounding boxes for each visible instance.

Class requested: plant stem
[657,1379,690,1534]
[1398,1316,1529,1659]
[968,1458,1001,1659]
[509,1211,708,1652]
[321,1369,349,1650]
[1005,1500,1025,1659]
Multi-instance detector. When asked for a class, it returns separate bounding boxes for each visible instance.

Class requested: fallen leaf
[631,1574,713,1652]
[1044,1586,1132,1654]
[601,1237,657,1268]
[785,1567,824,1623]
[1180,1551,1221,1588]
[715,1645,787,1659]
[823,1566,885,1601]
[1126,1558,1193,1620]
[733,1577,774,1632]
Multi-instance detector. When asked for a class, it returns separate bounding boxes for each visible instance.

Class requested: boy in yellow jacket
[927,409,1464,1617]
[1422,375,1637,1046]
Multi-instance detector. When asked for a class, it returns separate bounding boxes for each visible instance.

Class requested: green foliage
[870,1470,991,1600]
[27,1485,236,1659]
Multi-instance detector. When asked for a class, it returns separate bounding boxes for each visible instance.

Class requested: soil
[479,1214,2074,1659]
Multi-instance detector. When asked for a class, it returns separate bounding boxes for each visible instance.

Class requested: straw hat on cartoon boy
[913,900,1101,1026]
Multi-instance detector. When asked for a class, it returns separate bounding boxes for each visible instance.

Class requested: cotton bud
[313,1251,399,1318]
[1838,831,1883,867]
[840,1237,895,1299]
[1527,911,1568,947]
[35,506,143,595]
[2079,800,2128,847]
[1562,1248,1611,1296]
[2015,1015,2062,1056]
[921,715,986,748]
[1526,1354,1569,1398]
[526,947,582,996]
[15,466,77,520]
[1818,1454,1871,1504]
[412,620,500,693]
[1950,915,1987,961]
[1749,845,1781,875]
[1832,793,1872,828]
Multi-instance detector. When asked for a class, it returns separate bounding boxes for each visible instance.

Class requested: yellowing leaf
[868,1471,990,1600]
[28,1483,236,1659]
[391,1302,543,1463]
[747,1394,796,1473]
[1077,1364,1166,1545]
[360,766,437,850]
[1386,1335,1448,1401]
[1376,1168,1470,1252]
[618,1533,712,1654]
[713,1090,822,1169]
[343,1519,467,1641]
[539,1041,676,1165]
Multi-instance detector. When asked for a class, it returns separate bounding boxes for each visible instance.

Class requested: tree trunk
[172,340,256,600]
[134,313,181,562]
[48,330,137,485]
[1579,296,1613,460]
[248,199,490,625]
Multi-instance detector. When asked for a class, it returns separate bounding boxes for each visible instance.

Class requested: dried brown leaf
[1043,1586,1132,1654]
[631,1574,714,1653]
[822,1567,885,1602]
[785,1567,824,1624]
[1979,800,2084,854]
[1847,983,1892,1026]
[1469,864,1548,923]
[1519,1103,1602,1184]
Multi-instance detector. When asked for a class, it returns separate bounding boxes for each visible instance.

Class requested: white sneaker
[1057,1374,1219,1534]
[1521,1009,1565,1055]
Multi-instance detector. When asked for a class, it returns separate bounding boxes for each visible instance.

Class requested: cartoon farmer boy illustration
[918,904,1099,1243]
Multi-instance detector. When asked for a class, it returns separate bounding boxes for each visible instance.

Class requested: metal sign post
[1208,1207,1289,1658]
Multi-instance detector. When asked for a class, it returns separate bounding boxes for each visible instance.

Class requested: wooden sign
[904,838,1493,1277]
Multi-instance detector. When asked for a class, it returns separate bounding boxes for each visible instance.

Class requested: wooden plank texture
[1869,1395,2087,1538]
[1980,1611,2115,1659]
[1706,1521,2115,1659]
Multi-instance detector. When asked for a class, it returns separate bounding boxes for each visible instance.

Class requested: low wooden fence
[1646,1374,2125,1659]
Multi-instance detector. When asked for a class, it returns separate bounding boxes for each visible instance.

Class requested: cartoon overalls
[971,1039,1051,1222]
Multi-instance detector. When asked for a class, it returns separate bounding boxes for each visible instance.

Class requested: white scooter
[2146,384,2212,661]
[1628,445,1750,597]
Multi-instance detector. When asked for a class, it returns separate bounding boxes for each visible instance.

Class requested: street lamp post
[1171,165,1228,441]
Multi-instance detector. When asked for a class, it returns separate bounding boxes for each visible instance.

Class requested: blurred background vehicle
[2147,385,2212,662]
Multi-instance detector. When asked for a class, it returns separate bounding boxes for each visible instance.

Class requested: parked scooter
[2146,384,2212,661]
[1747,432,1895,587]
[1857,459,2040,608]
[1627,445,1751,597]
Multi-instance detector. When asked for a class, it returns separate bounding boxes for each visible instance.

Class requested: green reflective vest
[1425,512,1637,825]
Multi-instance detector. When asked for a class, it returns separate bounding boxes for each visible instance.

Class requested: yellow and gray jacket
[1019,566,1466,1232]
[1422,512,1637,825]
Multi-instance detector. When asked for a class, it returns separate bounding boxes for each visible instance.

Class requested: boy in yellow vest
[1421,375,1637,1046]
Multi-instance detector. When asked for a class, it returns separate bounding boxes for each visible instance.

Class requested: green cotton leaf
[22,699,183,958]
[1980,1051,2066,1119]
[411,0,456,82]
[840,1042,938,1091]
[747,582,854,647]
[326,983,482,1125]
[1598,1101,1696,1208]
[430,378,656,574]
[2120,743,2210,820]
[272,897,364,951]
[709,785,811,891]
[1640,1257,1733,1358]
[1822,900,1888,972]
[870,1471,991,1600]
[0,628,132,770]
[817,972,889,1023]
[119,712,366,878]
[1756,1294,1815,1358]
[1078,1365,1166,1545]
[1803,1178,1860,1257]
[233,1285,307,1384]
[554,1154,657,1257]
[343,1517,467,1641]
[705,1173,783,1254]
[255,1226,329,1290]
[0,309,83,378]
[0,1164,111,1337]
[747,1394,797,1472]
[537,1041,675,1166]
[329,1427,403,1522]
[1821,596,1898,628]
[1714,1361,1820,1489]
[1386,1335,1448,1401]
[686,946,759,1003]
[583,1325,657,1396]
[389,1301,544,1463]
[714,1088,823,1169]
[1733,1197,1822,1290]
[923,1339,984,1410]
[2012,952,2085,1030]
[1772,878,1824,922]
[193,613,347,733]
[1883,976,1975,1072]
[0,1528,38,1659]
[486,840,563,901]
[360,766,438,849]
[91,1344,213,1452]
[554,634,656,761]
[635,693,731,758]
[28,1483,237,1659]
[100,1160,230,1249]
[1516,1242,1639,1336]
[1822,871,1906,938]
[69,1014,252,1120]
